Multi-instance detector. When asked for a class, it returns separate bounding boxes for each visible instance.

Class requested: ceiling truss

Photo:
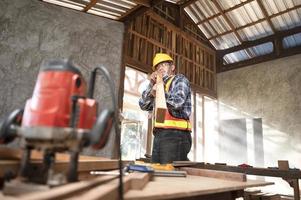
[40,0,301,71]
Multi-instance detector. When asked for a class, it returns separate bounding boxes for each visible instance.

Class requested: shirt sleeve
[139,82,154,111]
[165,75,190,110]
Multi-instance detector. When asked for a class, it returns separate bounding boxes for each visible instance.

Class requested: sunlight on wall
[188,94,195,161]
[195,93,204,161]
[204,97,219,163]
[217,100,300,196]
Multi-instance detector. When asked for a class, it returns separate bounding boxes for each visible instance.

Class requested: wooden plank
[278,161,300,200]
[193,163,301,179]
[0,193,18,200]
[126,172,151,190]
[146,11,215,53]
[125,174,272,200]
[0,147,111,161]
[180,167,246,182]
[0,160,22,178]
[60,173,151,200]
[190,83,217,99]
[118,23,129,112]
[3,180,50,196]
[0,152,132,179]
[154,73,167,123]
[2,173,271,200]
[132,0,150,7]
[0,147,20,160]
[82,0,97,12]
[124,55,151,73]
[0,159,129,178]
[278,160,289,170]
[19,175,118,200]
[291,180,300,200]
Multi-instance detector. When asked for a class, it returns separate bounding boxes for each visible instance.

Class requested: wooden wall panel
[124,11,216,97]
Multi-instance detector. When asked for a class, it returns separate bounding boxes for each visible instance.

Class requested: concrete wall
[0,0,124,158]
[217,54,301,194]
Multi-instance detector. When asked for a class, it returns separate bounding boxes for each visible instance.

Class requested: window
[195,93,204,161]
[121,67,149,160]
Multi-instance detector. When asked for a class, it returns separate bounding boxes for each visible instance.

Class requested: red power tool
[0,60,115,185]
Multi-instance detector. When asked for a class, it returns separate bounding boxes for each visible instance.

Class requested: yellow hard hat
[152,53,173,71]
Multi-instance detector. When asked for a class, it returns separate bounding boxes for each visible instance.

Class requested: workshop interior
[0,0,300,199]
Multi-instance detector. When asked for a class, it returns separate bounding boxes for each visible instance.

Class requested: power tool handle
[90,109,114,149]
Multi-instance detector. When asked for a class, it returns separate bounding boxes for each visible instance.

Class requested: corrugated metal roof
[184,6,198,23]
[262,0,300,16]
[210,16,232,34]
[283,32,301,48]
[223,42,273,64]
[226,1,264,27]
[41,0,137,20]
[40,0,301,64]
[272,8,301,30]
[184,0,301,64]
[238,21,273,41]
[42,0,87,10]
[195,0,220,18]
[219,0,250,11]
[197,23,214,38]
[165,0,179,4]
[210,32,241,49]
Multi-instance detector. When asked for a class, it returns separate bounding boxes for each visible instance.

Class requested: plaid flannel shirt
[139,74,191,120]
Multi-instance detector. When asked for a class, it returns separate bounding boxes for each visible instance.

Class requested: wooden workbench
[0,147,273,200]
[124,174,272,200]
[0,172,271,200]
[0,173,272,200]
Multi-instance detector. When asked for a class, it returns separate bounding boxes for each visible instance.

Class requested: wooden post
[154,73,167,123]
[278,160,300,200]
[145,117,153,157]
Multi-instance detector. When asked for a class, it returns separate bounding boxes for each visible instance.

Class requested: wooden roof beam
[256,0,276,33]
[209,18,266,40]
[132,0,151,7]
[180,6,214,48]
[196,0,255,25]
[119,0,165,22]
[82,0,97,12]
[211,0,255,58]
[210,0,242,42]
[218,44,301,72]
[218,25,301,56]
[181,0,198,8]
[188,4,218,38]
[209,4,301,40]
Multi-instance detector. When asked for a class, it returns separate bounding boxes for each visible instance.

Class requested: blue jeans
[151,128,192,164]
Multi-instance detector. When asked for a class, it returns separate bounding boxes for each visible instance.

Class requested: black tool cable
[92,66,124,200]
